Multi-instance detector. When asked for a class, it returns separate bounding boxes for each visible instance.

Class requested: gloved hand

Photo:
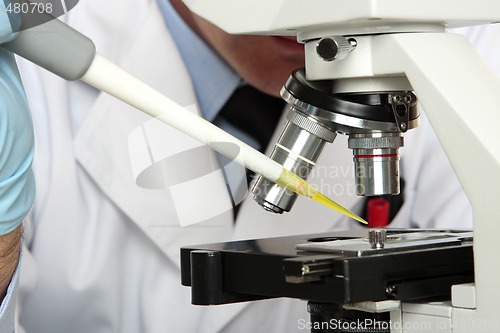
[0,4,35,235]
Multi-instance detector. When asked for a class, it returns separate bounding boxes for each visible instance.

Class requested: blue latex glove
[0,4,35,235]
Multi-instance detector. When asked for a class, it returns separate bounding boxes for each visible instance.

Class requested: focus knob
[316,36,356,62]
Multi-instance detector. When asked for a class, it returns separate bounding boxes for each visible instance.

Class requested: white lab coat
[15,0,477,332]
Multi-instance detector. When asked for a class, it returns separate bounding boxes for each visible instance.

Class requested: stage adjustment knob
[369,229,387,249]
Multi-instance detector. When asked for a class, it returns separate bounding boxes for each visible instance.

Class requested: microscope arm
[370,32,500,322]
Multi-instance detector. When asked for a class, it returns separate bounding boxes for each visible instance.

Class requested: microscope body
[182,0,500,331]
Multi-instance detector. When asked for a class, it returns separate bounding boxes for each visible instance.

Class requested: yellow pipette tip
[310,191,367,225]
[275,168,367,225]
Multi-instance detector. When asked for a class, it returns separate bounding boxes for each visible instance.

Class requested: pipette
[3,16,367,224]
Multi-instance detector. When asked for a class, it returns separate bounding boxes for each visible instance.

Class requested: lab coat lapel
[73,0,234,268]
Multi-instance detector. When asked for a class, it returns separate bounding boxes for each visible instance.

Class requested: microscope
[180,1,500,331]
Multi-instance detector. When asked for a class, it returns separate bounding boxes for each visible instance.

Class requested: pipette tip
[275,168,367,224]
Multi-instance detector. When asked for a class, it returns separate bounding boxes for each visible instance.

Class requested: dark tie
[214,85,286,153]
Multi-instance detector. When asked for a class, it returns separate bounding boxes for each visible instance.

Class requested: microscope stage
[181,229,473,305]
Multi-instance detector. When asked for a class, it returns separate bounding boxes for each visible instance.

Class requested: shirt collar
[157,0,242,121]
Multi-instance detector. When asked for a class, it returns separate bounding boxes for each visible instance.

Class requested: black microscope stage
[181,229,473,306]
